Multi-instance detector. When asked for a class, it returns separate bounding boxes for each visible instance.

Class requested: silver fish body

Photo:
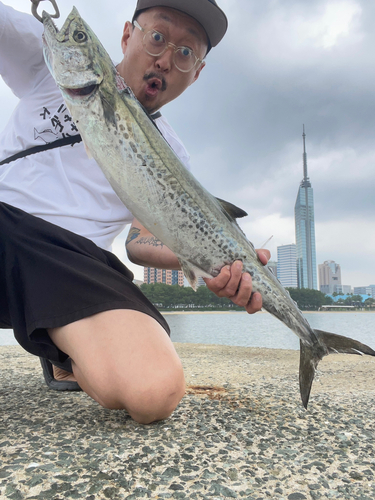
[42,8,375,408]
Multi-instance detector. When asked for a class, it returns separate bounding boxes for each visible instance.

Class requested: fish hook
[31,0,60,23]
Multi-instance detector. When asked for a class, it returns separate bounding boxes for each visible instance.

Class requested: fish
[41,7,375,408]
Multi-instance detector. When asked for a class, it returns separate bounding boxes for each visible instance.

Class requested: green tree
[323,295,334,305]
[365,297,375,308]
[352,294,364,303]
[139,283,235,310]
[286,288,327,311]
[344,295,363,306]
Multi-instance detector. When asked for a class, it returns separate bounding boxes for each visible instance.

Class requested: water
[164,311,375,350]
[1,311,374,350]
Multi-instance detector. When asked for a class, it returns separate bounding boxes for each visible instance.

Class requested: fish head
[42,7,105,103]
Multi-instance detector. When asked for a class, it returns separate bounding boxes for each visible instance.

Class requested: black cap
[132,0,228,50]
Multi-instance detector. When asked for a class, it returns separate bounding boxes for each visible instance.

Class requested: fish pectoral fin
[216,198,248,219]
[178,259,211,291]
[100,89,117,128]
[179,259,198,290]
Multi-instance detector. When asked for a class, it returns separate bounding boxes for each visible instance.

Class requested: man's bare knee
[127,377,186,424]
[95,364,186,424]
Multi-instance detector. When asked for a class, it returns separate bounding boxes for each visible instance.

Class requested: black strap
[0,111,162,166]
[0,134,82,166]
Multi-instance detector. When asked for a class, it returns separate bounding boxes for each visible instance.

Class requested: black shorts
[0,202,169,364]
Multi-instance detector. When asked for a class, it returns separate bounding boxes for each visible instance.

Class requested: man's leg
[48,309,185,424]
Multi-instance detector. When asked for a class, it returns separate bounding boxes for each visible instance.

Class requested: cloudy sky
[1,0,375,288]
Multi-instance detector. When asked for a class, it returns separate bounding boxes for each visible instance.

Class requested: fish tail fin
[299,330,375,409]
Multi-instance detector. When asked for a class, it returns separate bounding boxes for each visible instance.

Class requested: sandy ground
[176,342,375,398]
[1,343,375,499]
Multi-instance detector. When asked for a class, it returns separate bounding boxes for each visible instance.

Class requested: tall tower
[294,126,317,290]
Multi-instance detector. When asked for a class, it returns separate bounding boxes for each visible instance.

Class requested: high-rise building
[294,126,317,290]
[318,260,341,294]
[354,285,375,298]
[334,285,352,295]
[143,267,184,286]
[277,244,298,288]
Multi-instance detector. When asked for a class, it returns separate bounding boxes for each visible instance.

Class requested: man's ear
[191,61,206,85]
[121,21,133,54]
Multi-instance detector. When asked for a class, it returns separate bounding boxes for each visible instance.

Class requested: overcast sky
[1,0,375,288]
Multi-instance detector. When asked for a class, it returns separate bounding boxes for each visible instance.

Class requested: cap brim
[133,0,228,47]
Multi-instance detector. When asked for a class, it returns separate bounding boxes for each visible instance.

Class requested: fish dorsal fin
[216,198,248,219]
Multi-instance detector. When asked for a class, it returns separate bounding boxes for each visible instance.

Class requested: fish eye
[73,30,88,43]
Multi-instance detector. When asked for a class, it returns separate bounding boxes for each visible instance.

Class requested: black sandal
[39,357,82,391]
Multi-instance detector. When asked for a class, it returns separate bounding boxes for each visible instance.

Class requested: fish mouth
[42,11,59,34]
[64,84,99,98]
[41,12,59,69]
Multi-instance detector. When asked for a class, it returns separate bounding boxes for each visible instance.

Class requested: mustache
[143,73,167,92]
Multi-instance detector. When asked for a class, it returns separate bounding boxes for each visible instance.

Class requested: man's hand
[204,249,271,314]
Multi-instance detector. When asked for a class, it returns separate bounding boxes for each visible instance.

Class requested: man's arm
[0,2,46,98]
[126,219,180,270]
[126,218,270,314]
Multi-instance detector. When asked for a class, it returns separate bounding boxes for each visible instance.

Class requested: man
[0,0,269,424]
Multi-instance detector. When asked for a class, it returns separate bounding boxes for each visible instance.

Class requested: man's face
[117,7,207,113]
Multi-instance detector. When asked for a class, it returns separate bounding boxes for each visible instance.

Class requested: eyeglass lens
[143,30,198,72]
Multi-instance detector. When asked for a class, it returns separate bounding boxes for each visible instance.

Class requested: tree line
[139,283,375,311]
[140,282,240,310]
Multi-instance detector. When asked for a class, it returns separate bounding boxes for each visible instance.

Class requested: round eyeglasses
[133,20,203,73]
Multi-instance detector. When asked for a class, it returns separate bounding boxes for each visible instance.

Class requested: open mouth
[146,79,161,95]
[65,84,98,98]
[149,78,161,90]
[145,78,165,98]
[143,74,167,97]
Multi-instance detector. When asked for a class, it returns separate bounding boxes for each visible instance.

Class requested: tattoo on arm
[126,227,140,245]
[137,236,164,248]
[126,227,164,248]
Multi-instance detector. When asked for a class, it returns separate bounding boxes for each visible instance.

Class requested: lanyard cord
[0,135,82,166]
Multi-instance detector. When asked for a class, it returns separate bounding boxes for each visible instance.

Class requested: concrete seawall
[1,344,375,499]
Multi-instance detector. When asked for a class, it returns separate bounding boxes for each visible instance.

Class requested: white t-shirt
[0,2,191,251]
